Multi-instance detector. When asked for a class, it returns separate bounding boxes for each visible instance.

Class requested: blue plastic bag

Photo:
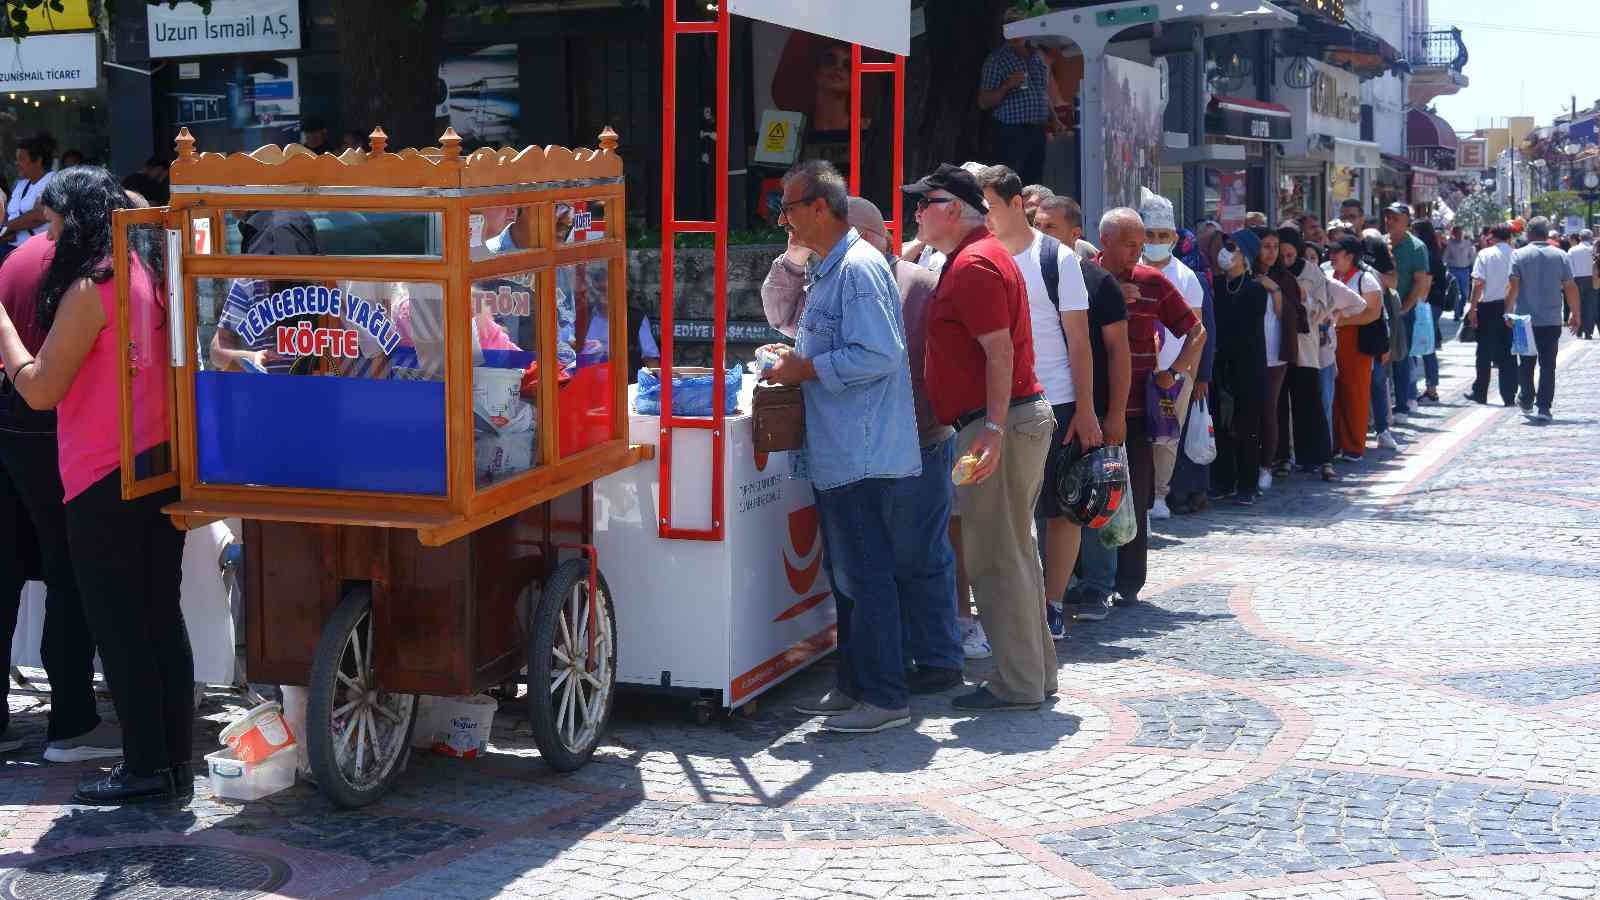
[634,368,743,416]
[1410,302,1436,356]
[1507,313,1536,357]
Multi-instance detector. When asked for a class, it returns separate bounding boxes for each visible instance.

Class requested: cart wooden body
[112,126,646,806]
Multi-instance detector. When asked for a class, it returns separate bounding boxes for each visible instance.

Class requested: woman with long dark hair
[1211,229,1270,505]
[1275,226,1337,480]
[1251,227,1294,492]
[0,166,191,805]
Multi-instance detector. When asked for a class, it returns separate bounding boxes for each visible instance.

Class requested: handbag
[1349,266,1390,357]
[751,381,806,452]
[1410,302,1436,357]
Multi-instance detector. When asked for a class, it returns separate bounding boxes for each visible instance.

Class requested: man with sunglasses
[907,163,1057,712]
[765,161,922,734]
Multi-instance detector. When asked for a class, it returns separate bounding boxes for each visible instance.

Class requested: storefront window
[194,276,447,495]
[470,270,540,487]
[1206,168,1250,232]
[1278,172,1324,225]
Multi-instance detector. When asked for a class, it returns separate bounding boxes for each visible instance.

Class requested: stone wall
[627,244,785,366]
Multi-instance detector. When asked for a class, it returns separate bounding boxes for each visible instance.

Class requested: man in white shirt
[976,164,1098,642]
[1465,223,1518,406]
[1137,188,1204,520]
[1442,226,1477,318]
[0,134,55,256]
[1568,229,1597,339]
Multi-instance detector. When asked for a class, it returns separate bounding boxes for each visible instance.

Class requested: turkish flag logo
[775,504,830,621]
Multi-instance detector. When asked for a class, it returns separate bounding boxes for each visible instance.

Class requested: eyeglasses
[779,195,818,216]
[915,196,957,212]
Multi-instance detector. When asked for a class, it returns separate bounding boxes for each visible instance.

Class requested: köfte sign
[147,0,301,58]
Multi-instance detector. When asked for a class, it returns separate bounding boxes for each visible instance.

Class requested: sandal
[1320,463,1339,481]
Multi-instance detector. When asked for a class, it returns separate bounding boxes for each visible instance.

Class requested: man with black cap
[907,163,1058,712]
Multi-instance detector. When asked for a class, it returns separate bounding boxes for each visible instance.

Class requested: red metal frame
[657,9,907,542]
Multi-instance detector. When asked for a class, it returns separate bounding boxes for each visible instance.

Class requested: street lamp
[1582,172,1600,229]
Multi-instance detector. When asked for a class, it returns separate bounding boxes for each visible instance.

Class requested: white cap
[1138,186,1176,231]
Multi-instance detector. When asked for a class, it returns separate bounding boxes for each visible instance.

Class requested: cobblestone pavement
[0,334,1597,898]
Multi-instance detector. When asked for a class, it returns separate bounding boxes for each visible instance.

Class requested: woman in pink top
[0,167,192,806]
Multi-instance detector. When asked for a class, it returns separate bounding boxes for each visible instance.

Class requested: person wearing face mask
[1135,189,1204,520]
[1210,230,1270,505]
[1275,226,1348,481]
[759,193,965,703]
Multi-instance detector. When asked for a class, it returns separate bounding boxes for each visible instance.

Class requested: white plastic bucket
[473,366,535,483]
[413,694,498,759]
[219,701,295,765]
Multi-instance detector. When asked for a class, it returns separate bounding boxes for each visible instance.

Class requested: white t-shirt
[1264,289,1284,367]
[1153,256,1204,370]
[1471,242,1515,301]
[1567,242,1595,279]
[1012,230,1090,406]
[915,245,947,273]
[5,170,52,247]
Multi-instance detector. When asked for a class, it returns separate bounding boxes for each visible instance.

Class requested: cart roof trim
[168,125,624,192]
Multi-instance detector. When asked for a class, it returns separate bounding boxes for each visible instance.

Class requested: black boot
[171,762,195,801]
[73,763,177,805]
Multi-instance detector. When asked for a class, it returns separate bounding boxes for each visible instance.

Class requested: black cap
[902,163,989,213]
[1331,235,1364,258]
[1384,201,1412,218]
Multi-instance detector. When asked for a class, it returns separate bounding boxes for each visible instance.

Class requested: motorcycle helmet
[1054,443,1128,528]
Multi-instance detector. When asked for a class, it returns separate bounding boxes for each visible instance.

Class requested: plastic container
[219,701,295,765]
[206,745,297,801]
[412,693,498,759]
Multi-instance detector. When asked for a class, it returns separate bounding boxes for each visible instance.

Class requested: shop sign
[1458,139,1486,169]
[17,0,93,32]
[147,0,301,59]
[1334,139,1380,170]
[1207,97,1292,143]
[0,32,96,92]
[727,0,909,56]
[234,286,402,357]
[656,319,787,344]
[1308,60,1361,132]
[1410,169,1439,204]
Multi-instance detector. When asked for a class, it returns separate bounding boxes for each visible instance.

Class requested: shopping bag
[1145,376,1183,444]
[1410,302,1436,356]
[1183,397,1217,465]
[1097,452,1137,549]
[1507,314,1537,357]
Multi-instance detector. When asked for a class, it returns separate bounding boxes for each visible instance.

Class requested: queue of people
[758,155,1582,734]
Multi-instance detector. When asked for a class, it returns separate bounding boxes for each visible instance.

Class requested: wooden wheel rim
[549,579,613,754]
[328,610,414,791]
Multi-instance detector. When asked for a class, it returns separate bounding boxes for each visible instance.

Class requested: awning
[726,0,909,56]
[1282,12,1404,79]
[1206,96,1292,143]
[1333,138,1381,169]
[1407,108,1459,151]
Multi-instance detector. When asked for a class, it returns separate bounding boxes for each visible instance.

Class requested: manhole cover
[0,845,291,899]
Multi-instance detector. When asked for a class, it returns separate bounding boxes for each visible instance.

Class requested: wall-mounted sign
[1207,96,1292,143]
[0,32,97,92]
[753,110,805,166]
[147,0,301,59]
[1458,140,1486,169]
[1309,62,1360,127]
[1334,138,1380,170]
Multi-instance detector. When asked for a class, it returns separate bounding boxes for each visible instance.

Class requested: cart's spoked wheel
[306,587,417,808]
[528,558,616,772]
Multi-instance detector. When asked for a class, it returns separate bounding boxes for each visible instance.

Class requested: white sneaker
[962,620,992,660]
[1377,430,1401,451]
[1150,498,1171,520]
[1257,469,1272,492]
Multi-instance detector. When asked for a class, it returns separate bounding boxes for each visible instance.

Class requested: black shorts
[1035,401,1077,520]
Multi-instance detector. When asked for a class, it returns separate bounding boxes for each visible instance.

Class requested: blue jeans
[1392,309,1416,412]
[1318,364,1336,446]
[1370,357,1391,433]
[1449,267,1472,315]
[815,477,908,710]
[895,437,961,673]
[1069,524,1116,605]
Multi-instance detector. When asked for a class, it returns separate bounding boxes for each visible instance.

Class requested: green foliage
[1530,190,1584,222]
[1453,190,1507,232]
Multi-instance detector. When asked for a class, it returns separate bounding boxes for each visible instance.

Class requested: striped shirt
[980,46,1052,126]
[1095,257,1199,417]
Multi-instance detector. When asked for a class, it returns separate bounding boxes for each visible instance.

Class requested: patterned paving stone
[948,752,1250,828]
[1068,582,1355,681]
[1435,665,1600,707]
[1184,880,1388,899]
[382,757,586,824]
[1408,859,1600,899]
[1270,679,1600,788]
[1036,767,1600,890]
[1125,690,1281,754]
[370,839,1087,899]
[548,799,968,842]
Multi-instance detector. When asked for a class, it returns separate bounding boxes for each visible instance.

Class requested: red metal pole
[658,0,678,537]
[850,44,863,195]
[892,54,905,250]
[708,3,731,541]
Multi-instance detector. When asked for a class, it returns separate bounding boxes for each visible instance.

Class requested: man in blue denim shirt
[765,161,923,734]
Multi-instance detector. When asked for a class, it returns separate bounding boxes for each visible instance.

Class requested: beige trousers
[954,399,1058,704]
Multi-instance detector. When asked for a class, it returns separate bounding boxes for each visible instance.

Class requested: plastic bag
[1097,449,1137,549]
[1508,313,1537,357]
[1410,302,1436,356]
[1145,376,1183,444]
[1183,397,1217,465]
[634,367,744,416]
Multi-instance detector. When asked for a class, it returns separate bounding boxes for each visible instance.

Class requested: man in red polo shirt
[1092,208,1206,606]
[906,163,1057,712]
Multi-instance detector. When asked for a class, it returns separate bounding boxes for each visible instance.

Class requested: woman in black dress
[1210,229,1271,505]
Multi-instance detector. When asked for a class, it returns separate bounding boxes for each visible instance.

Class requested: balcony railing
[1408,27,1468,73]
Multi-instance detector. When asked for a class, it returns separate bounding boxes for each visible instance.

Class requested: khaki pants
[955,399,1057,704]
[1151,375,1196,502]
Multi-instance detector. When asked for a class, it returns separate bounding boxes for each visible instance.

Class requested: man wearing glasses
[907,163,1058,713]
[765,161,923,734]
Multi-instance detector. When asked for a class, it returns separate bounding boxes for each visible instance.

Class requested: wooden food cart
[112,126,649,808]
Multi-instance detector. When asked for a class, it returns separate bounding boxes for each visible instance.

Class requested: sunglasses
[915,196,957,212]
